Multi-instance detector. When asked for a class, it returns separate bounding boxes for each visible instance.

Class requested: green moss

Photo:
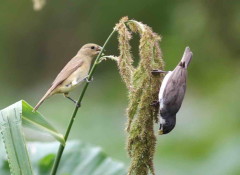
[115,17,165,175]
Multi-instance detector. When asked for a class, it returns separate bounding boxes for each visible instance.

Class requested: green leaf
[0,141,127,175]
[0,100,64,145]
[0,100,65,175]
[0,101,125,175]
[21,100,65,145]
[0,101,33,175]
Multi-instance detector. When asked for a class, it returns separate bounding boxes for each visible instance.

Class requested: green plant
[1,17,165,175]
[0,101,126,175]
[0,140,126,175]
[50,28,117,175]
[115,17,164,175]
[0,100,64,174]
[50,17,165,175]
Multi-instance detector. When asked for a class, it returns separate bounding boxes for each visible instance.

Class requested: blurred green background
[0,0,240,174]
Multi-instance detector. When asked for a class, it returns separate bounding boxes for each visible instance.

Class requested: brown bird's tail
[33,89,52,112]
[180,46,193,69]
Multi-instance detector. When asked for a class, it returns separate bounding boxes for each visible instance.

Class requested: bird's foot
[85,76,93,83]
[75,102,81,108]
[151,100,159,107]
[151,69,168,75]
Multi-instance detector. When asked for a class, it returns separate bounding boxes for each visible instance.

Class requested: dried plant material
[32,0,46,11]
[98,55,119,64]
[115,17,165,175]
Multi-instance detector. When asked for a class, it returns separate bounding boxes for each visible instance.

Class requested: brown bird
[33,43,102,111]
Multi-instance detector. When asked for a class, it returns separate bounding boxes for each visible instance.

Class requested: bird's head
[158,114,176,135]
[78,43,102,57]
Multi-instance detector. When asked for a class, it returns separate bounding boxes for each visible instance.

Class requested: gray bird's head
[159,114,176,135]
[78,43,102,57]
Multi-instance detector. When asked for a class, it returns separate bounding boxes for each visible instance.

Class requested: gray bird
[33,43,102,111]
[152,47,193,135]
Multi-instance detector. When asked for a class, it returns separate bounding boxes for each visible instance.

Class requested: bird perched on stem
[33,43,102,111]
[152,47,193,135]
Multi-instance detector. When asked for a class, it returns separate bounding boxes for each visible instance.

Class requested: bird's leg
[151,69,169,75]
[151,100,159,107]
[64,93,80,108]
[84,76,94,83]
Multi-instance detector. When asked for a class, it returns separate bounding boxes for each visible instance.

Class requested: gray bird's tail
[33,89,52,112]
[179,46,193,68]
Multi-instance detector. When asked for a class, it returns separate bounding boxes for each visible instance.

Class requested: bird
[33,43,102,111]
[152,47,193,135]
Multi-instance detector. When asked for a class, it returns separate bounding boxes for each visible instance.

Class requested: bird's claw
[85,77,93,83]
[151,70,168,75]
[151,100,159,107]
[75,102,81,108]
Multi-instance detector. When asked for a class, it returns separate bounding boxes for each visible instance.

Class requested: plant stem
[50,28,117,175]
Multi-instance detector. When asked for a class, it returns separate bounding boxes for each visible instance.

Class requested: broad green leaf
[0,101,33,175]
[0,141,127,175]
[0,100,64,145]
[0,100,65,175]
[21,100,65,145]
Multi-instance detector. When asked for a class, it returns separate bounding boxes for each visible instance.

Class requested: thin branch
[50,28,117,175]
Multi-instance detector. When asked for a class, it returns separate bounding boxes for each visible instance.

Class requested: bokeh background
[0,0,240,174]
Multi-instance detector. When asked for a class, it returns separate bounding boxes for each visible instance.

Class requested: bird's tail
[179,46,193,68]
[33,89,52,112]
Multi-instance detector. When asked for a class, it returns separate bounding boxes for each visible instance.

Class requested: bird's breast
[57,63,90,93]
[69,65,89,85]
[159,71,172,105]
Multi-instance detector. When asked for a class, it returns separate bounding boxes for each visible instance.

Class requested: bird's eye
[91,46,95,49]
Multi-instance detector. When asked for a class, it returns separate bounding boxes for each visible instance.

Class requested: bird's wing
[162,67,187,113]
[33,56,84,111]
[51,56,84,90]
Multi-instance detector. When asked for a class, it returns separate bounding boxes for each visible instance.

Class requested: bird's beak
[96,46,103,52]
[158,130,163,135]
[158,124,163,135]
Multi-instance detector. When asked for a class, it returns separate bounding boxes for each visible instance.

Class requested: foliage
[0,100,126,175]
[0,102,33,175]
[1,1,240,174]
[115,17,164,175]
[0,141,126,175]
[0,100,65,174]
[50,29,117,175]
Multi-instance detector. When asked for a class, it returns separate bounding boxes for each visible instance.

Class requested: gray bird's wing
[51,56,84,90]
[162,67,187,114]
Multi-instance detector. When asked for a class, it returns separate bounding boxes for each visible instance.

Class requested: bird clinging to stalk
[33,43,102,111]
[152,47,193,135]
